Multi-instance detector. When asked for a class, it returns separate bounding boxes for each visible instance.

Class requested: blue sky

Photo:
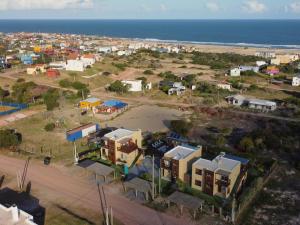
[0,0,299,19]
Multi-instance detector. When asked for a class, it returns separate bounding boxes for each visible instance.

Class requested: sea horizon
[1,19,300,49]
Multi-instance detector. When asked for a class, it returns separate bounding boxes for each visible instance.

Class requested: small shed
[167,191,204,219]
[124,177,153,201]
[78,160,115,183]
[46,69,60,78]
[79,97,101,109]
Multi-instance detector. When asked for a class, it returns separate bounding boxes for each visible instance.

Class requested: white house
[270,58,281,66]
[292,75,300,87]
[0,204,37,225]
[217,83,231,90]
[98,47,112,54]
[66,60,85,72]
[230,68,241,77]
[81,55,96,66]
[256,61,267,67]
[122,80,143,92]
[49,61,66,70]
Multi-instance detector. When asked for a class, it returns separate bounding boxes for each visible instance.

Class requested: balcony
[118,143,138,154]
[215,179,231,186]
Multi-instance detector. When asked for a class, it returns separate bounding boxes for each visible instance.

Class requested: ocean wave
[131,38,300,49]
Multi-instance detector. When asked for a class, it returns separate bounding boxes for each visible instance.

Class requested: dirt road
[0,155,196,225]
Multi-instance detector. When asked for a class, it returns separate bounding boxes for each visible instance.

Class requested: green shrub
[143,70,154,75]
[44,123,55,132]
[59,79,72,88]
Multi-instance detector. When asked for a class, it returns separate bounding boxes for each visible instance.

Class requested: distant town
[0,32,299,225]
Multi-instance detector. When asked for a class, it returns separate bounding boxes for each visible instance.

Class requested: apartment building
[161,145,202,182]
[191,153,247,199]
[101,128,143,166]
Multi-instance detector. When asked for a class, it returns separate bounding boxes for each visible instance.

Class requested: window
[195,180,202,187]
[195,169,202,175]
[164,160,170,167]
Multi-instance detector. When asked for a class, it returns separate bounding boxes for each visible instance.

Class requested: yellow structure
[33,46,42,53]
[101,128,143,166]
[26,64,46,75]
[191,153,248,199]
[79,97,101,110]
[161,145,202,182]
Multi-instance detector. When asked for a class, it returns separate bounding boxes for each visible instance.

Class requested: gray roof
[165,145,198,160]
[248,99,276,107]
[193,154,241,173]
[104,128,135,141]
[226,95,246,101]
[86,162,114,176]
[80,97,100,103]
[167,191,204,209]
[124,177,152,193]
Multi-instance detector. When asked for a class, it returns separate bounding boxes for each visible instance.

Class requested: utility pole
[152,155,155,199]
[73,142,78,165]
[110,207,113,225]
[158,167,161,196]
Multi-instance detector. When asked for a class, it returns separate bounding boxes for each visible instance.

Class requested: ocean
[0,20,300,49]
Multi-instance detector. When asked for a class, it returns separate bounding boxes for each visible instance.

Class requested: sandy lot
[106,105,189,132]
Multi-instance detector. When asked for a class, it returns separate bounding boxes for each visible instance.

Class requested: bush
[44,123,55,132]
[143,70,154,75]
[0,129,22,148]
[108,80,129,94]
[59,79,72,88]
[170,120,191,136]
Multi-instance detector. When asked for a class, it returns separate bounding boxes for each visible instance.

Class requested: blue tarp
[0,102,28,116]
[102,100,128,109]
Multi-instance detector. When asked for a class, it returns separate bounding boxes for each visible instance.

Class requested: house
[96,99,128,114]
[248,99,277,112]
[230,68,241,77]
[256,61,267,67]
[46,69,60,78]
[20,54,33,65]
[81,54,96,66]
[49,61,66,70]
[266,66,280,75]
[66,60,85,72]
[225,95,246,106]
[98,47,112,54]
[255,51,276,59]
[79,97,101,110]
[66,123,100,142]
[270,58,281,66]
[122,80,143,92]
[26,64,46,75]
[191,152,246,199]
[161,145,202,182]
[217,83,231,90]
[0,204,37,225]
[239,66,259,73]
[100,128,143,166]
[168,82,186,96]
[292,74,300,87]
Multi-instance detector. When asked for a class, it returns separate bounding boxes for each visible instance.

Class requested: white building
[66,60,85,72]
[98,47,112,54]
[81,55,96,66]
[0,204,37,225]
[49,61,66,70]
[270,58,281,66]
[217,83,231,90]
[292,75,300,87]
[256,61,267,67]
[255,51,276,59]
[230,68,241,77]
[122,80,143,92]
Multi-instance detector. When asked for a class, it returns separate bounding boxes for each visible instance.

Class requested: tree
[43,89,60,111]
[239,137,254,151]
[0,129,22,148]
[108,80,129,94]
[170,120,191,137]
[137,77,147,89]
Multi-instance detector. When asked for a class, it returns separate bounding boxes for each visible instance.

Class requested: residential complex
[191,153,247,198]
[161,145,202,182]
[100,128,143,166]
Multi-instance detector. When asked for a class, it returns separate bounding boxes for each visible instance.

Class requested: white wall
[66,60,85,72]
